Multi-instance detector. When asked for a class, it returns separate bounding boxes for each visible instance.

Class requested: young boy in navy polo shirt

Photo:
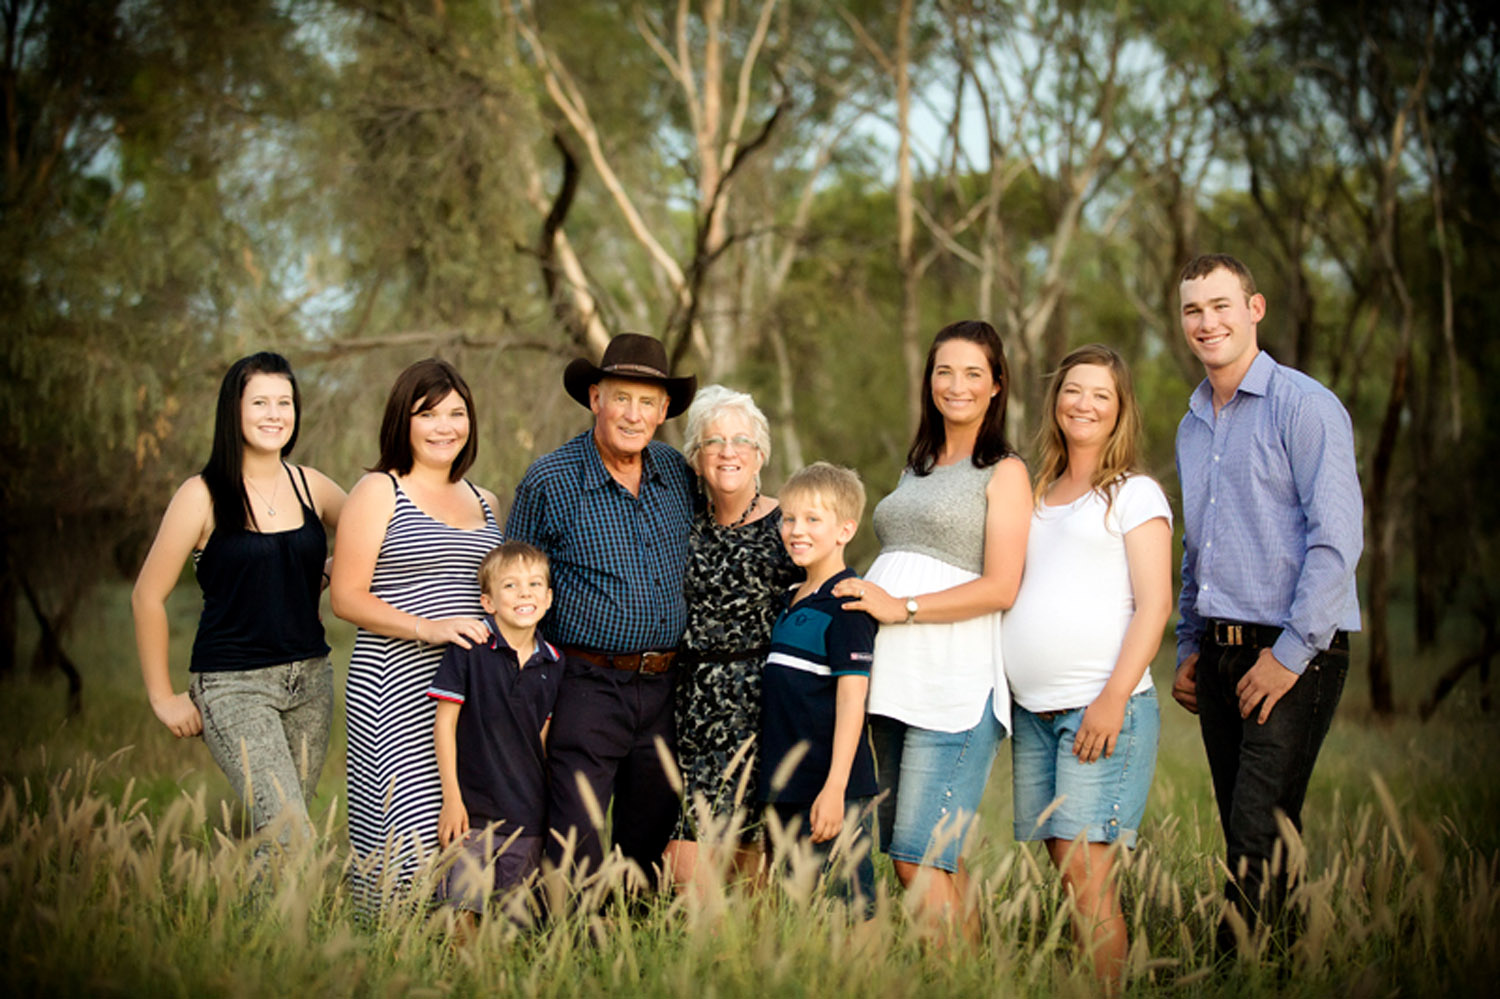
[428,540,561,927]
[759,462,878,912]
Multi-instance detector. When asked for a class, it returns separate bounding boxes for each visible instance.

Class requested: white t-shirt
[1002,475,1172,713]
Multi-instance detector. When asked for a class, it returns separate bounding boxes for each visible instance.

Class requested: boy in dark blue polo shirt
[428,541,561,927]
[759,462,878,912]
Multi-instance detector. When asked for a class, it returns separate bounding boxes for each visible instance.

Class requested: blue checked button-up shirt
[506,431,695,652]
[1175,351,1364,674]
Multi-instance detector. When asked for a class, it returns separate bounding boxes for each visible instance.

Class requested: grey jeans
[189,656,334,843]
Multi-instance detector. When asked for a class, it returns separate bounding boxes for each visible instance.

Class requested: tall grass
[2,740,1497,997]
[4,587,1498,996]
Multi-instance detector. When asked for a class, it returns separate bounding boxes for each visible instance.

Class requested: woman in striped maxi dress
[331,359,503,908]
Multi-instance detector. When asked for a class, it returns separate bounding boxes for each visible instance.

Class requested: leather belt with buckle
[1205,619,1281,648]
[564,647,677,675]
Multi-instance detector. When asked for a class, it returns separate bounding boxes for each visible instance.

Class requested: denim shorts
[869,711,1004,872]
[1010,688,1160,847]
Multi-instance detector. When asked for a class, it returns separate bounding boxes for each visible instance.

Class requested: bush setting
[4,1,1499,996]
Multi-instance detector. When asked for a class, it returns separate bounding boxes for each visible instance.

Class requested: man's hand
[1236,648,1299,724]
[1171,654,1199,714]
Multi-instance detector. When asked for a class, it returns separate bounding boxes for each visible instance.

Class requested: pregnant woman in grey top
[835,320,1031,943]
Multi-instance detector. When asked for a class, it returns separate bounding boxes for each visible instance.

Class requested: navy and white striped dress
[346,476,502,903]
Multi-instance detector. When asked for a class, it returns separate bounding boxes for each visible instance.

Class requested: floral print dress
[674,508,800,840]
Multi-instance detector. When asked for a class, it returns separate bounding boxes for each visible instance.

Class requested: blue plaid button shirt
[506,430,695,652]
[1175,351,1364,674]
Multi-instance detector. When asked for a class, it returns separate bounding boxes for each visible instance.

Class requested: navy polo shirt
[427,620,563,833]
[758,568,879,804]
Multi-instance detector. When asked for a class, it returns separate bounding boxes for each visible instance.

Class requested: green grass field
[2,584,1498,997]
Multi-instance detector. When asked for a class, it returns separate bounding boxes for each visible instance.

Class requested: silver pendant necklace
[245,471,282,517]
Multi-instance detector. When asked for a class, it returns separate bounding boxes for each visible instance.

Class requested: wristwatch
[905,597,919,624]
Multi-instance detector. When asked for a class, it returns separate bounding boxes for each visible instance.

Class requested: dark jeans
[545,655,680,887]
[766,797,877,919]
[1195,631,1348,946]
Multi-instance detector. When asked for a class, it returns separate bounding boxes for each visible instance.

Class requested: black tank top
[190,464,330,672]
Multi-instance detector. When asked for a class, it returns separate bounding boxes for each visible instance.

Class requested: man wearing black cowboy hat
[507,333,698,887]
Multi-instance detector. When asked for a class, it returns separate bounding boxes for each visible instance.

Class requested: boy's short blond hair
[779,461,866,525]
[477,540,550,595]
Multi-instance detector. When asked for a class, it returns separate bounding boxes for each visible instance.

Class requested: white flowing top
[1003,474,1172,713]
[865,461,1010,733]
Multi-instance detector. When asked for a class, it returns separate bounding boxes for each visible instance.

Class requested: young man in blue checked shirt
[1171,254,1364,957]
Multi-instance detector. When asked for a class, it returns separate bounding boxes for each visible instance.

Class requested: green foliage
[1,0,334,620]
[5,0,1498,713]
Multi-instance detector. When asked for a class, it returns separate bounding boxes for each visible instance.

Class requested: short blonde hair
[780,461,866,525]
[477,540,550,595]
[681,384,773,474]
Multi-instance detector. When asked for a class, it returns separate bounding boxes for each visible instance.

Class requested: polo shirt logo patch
[774,607,832,656]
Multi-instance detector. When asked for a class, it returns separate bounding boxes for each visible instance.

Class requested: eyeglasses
[701,434,759,454]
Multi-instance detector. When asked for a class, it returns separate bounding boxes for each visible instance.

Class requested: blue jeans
[1195,632,1348,941]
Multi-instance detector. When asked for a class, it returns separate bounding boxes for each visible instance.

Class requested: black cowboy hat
[563,333,698,419]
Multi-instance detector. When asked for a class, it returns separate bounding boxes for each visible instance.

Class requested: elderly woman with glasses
[662,385,800,891]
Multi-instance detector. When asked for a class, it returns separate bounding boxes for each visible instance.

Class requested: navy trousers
[544,654,680,888]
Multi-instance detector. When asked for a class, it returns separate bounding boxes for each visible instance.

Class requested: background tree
[1212,0,1499,714]
[0,0,325,706]
[4,0,1497,719]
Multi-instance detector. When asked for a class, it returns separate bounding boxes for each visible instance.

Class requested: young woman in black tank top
[132,352,346,844]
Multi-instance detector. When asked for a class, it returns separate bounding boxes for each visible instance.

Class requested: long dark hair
[905,320,1013,475]
[201,352,301,533]
[374,358,477,482]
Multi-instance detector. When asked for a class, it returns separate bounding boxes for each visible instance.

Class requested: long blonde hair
[1032,344,1143,513]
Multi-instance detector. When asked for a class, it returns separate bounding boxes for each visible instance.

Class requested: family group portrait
[3,1,1497,997]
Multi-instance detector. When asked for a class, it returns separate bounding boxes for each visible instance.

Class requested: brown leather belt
[564,647,677,675]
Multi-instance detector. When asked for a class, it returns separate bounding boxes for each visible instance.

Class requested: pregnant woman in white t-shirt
[1003,344,1173,992]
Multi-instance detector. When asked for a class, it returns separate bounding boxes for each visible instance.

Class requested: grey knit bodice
[871,460,993,575]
